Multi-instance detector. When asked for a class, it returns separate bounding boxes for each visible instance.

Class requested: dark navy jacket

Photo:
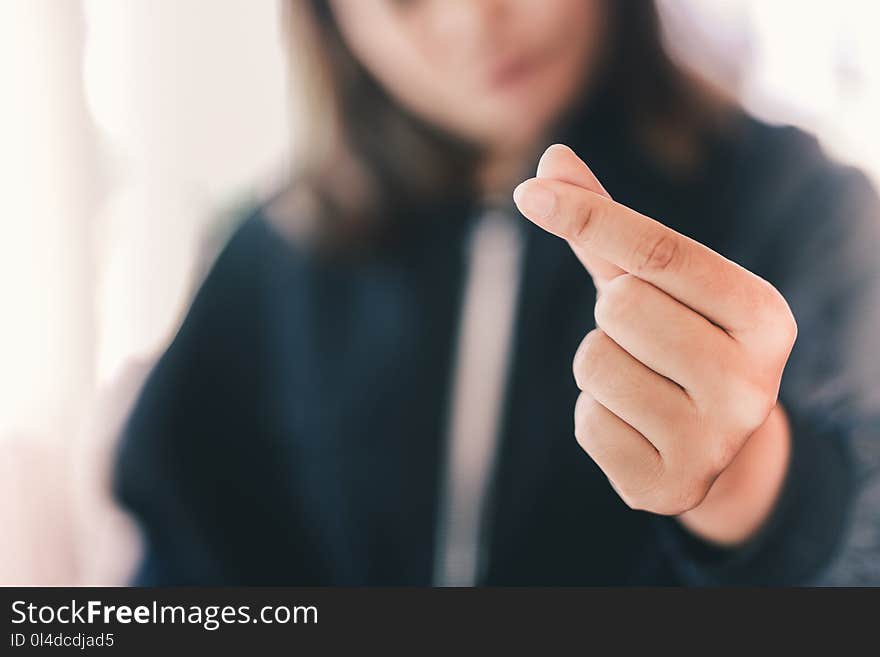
[113,111,880,585]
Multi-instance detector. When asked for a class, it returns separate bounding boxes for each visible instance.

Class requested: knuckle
[755,278,785,311]
[615,481,647,511]
[620,488,657,513]
[573,393,602,449]
[784,312,798,350]
[675,481,710,514]
[703,438,739,478]
[572,195,606,243]
[619,491,647,512]
[653,478,709,516]
[743,278,777,319]
[614,456,719,516]
[633,231,681,275]
[594,273,639,329]
[720,377,774,436]
[572,329,611,389]
[770,296,798,351]
[753,280,799,349]
[615,463,665,512]
[604,271,641,297]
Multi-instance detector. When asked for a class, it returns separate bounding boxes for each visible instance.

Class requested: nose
[433,0,509,46]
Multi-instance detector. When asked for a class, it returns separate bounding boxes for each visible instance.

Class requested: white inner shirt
[432,208,525,587]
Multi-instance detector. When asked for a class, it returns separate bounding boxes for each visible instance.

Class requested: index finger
[513,177,774,333]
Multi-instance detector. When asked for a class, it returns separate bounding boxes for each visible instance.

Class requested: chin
[479,109,562,149]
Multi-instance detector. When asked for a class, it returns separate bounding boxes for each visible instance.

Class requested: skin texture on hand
[513,144,796,547]
[678,402,791,546]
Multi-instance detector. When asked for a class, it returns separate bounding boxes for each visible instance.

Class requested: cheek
[332,4,469,134]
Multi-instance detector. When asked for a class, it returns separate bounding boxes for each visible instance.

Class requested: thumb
[534,144,625,287]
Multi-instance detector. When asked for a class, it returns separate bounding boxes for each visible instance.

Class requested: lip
[487,50,545,90]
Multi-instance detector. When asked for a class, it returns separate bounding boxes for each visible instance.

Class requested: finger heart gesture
[513,145,797,533]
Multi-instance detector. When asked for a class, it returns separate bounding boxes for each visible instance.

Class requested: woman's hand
[513,145,797,546]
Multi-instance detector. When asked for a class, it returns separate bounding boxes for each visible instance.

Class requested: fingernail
[513,181,556,221]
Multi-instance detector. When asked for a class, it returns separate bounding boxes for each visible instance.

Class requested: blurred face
[328,0,607,153]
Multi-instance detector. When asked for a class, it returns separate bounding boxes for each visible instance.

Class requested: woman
[114,0,880,585]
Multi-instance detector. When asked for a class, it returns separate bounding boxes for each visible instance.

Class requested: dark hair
[274,0,732,248]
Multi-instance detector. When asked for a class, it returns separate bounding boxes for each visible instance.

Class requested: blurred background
[2,0,880,585]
